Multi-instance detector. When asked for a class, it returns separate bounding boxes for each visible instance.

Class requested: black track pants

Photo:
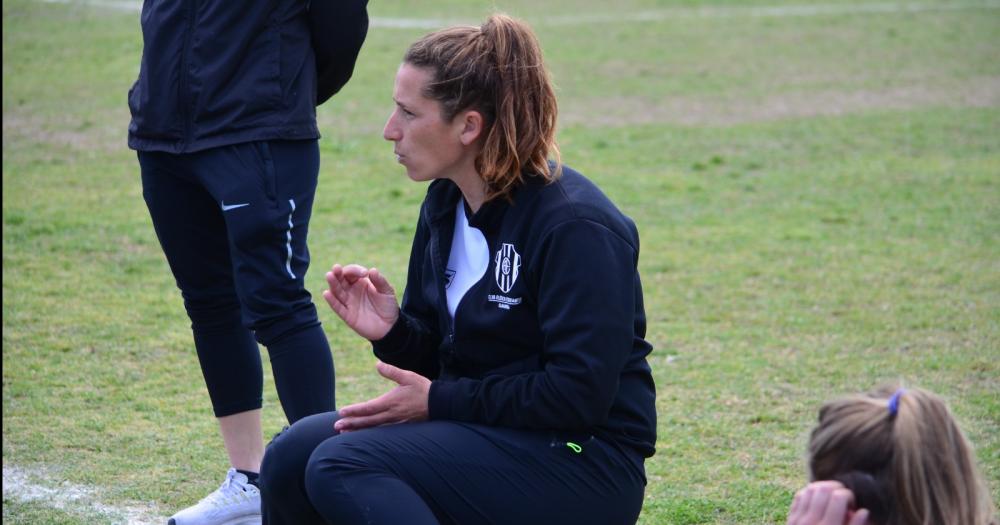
[260,411,647,524]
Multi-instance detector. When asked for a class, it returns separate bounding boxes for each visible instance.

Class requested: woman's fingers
[848,509,869,525]
[322,289,349,320]
[325,271,351,306]
[368,268,395,296]
[341,264,370,283]
[820,489,854,524]
[787,481,856,525]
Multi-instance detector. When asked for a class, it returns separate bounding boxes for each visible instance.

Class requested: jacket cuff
[371,315,410,356]
[427,380,459,420]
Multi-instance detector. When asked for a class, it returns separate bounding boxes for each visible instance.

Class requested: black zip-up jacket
[127,0,367,154]
[373,166,657,458]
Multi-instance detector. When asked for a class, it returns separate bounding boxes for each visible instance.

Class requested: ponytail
[890,389,994,525]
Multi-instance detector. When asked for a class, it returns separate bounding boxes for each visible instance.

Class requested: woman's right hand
[787,481,869,525]
[323,264,399,341]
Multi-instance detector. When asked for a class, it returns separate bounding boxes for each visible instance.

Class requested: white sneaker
[167,468,261,525]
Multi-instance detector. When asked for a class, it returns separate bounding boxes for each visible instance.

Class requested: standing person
[258,14,657,525]
[787,386,997,525]
[127,1,368,524]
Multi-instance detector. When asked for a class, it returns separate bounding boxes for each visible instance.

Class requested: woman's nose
[383,112,401,141]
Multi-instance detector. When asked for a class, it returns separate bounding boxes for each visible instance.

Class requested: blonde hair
[808,387,997,525]
[403,13,561,201]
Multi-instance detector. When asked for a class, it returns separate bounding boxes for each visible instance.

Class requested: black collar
[422,173,550,233]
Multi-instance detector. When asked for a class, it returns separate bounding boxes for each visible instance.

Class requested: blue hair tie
[887,388,905,417]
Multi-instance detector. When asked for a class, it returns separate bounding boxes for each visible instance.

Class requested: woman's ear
[458,110,484,146]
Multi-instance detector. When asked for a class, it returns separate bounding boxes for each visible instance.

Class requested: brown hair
[403,13,561,201]
[807,387,997,525]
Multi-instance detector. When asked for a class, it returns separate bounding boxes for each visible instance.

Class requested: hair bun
[833,471,891,524]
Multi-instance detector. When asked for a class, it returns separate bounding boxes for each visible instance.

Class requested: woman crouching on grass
[787,386,997,525]
[257,13,656,525]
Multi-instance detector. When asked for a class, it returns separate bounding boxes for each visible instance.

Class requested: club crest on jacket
[489,243,523,310]
[494,243,521,293]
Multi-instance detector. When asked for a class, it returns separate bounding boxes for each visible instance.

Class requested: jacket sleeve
[308,0,369,105]
[371,206,443,379]
[427,219,639,430]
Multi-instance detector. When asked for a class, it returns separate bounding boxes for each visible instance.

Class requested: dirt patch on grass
[562,75,1000,127]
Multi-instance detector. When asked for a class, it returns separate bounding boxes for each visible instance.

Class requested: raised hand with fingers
[787,481,869,525]
[334,361,431,432]
[323,264,399,341]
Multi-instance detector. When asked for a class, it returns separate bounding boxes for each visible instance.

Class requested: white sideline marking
[34,0,1000,27]
[3,465,166,525]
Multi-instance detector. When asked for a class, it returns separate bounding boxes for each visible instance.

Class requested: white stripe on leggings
[285,199,297,279]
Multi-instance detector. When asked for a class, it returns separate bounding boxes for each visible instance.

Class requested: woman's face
[383,64,468,183]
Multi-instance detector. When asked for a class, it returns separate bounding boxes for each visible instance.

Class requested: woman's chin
[405,169,434,183]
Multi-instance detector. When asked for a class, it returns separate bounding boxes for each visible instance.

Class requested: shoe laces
[200,468,258,508]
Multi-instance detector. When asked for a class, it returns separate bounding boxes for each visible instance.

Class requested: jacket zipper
[425,209,455,345]
[178,0,197,149]
[441,210,484,345]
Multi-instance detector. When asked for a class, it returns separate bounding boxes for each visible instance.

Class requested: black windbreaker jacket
[127,0,367,154]
[373,166,657,459]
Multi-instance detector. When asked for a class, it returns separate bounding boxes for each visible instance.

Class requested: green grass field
[3,0,998,523]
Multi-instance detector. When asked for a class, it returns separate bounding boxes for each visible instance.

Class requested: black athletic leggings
[259,411,647,524]
[139,140,334,422]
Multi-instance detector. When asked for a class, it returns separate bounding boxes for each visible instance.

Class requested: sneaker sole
[167,516,260,525]
[222,519,261,525]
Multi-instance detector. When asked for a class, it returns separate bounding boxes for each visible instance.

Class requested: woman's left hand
[334,361,431,432]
